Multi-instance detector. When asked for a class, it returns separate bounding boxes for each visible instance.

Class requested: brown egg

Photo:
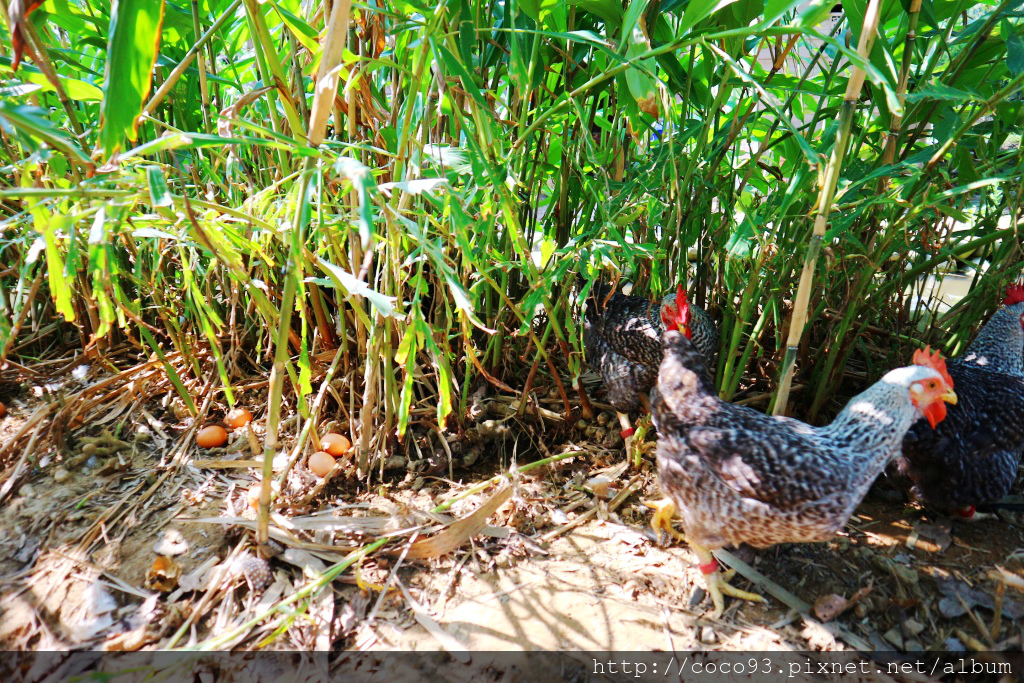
[320,433,351,457]
[308,451,335,477]
[225,407,253,429]
[0,401,6,418]
[196,425,228,448]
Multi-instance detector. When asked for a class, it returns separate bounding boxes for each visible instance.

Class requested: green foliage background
[1,0,1023,467]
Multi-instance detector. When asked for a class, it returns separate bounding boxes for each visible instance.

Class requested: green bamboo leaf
[31,206,75,322]
[568,0,623,28]
[679,0,740,34]
[904,83,981,103]
[139,326,198,417]
[145,165,173,207]
[761,0,804,26]
[315,261,397,318]
[0,57,103,100]
[1004,19,1024,75]
[99,0,165,156]
[618,0,650,50]
[795,0,835,28]
[395,321,421,438]
[334,156,377,249]
[266,0,319,52]
[0,102,93,166]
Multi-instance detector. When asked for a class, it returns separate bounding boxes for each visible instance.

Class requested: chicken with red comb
[893,282,1024,518]
[650,294,956,616]
[581,276,717,460]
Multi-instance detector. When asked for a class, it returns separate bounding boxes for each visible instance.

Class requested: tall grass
[1,0,1023,478]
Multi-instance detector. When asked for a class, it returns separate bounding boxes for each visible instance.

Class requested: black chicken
[893,282,1024,517]
[581,277,717,453]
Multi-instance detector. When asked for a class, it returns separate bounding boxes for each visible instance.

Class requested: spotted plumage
[582,280,717,414]
[893,290,1024,511]
[653,329,955,551]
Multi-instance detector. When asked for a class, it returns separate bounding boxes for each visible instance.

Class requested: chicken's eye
[928,381,937,390]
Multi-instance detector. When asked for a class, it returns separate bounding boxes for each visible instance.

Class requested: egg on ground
[320,433,351,456]
[226,408,253,429]
[196,425,228,448]
[309,451,335,477]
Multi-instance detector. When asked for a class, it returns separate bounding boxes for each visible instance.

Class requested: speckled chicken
[893,283,1024,517]
[582,278,717,451]
[651,287,958,616]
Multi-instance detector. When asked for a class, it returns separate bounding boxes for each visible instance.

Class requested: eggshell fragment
[196,425,228,448]
[247,484,262,510]
[308,451,335,477]
[320,433,351,457]
[226,408,253,429]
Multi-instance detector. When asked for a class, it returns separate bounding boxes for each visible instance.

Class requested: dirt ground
[2,370,1024,670]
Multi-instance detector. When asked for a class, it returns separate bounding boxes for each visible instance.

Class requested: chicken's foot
[692,543,764,618]
[644,497,686,544]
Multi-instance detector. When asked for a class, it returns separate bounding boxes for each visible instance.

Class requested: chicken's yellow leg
[644,497,686,544]
[617,412,638,463]
[692,543,764,618]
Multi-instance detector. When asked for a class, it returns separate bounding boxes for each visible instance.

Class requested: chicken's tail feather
[578,274,616,321]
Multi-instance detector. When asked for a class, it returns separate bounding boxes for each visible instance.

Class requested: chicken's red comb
[912,345,953,389]
[675,283,691,333]
[1004,281,1024,306]
[662,283,691,335]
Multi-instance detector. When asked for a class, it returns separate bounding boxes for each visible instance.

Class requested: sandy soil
[1,376,1024,669]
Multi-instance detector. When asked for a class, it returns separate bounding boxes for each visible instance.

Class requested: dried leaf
[937,578,1024,619]
[8,0,45,71]
[401,486,512,559]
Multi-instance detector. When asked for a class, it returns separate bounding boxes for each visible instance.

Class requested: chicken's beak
[921,386,956,429]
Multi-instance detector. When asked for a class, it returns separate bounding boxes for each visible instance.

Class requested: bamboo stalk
[142,0,242,117]
[772,0,884,416]
[190,0,212,133]
[879,0,921,173]
[307,0,352,146]
[257,157,315,547]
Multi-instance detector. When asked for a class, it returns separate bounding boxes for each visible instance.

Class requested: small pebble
[883,627,903,649]
[944,637,966,652]
[893,565,919,585]
[19,484,35,498]
[700,626,717,643]
[902,617,925,638]
[53,468,70,484]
